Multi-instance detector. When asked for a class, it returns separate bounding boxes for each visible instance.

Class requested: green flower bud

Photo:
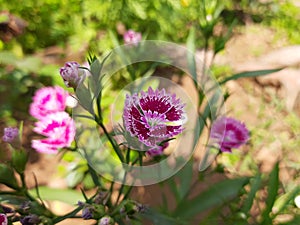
[39,216,54,225]
[92,204,105,220]
[123,200,138,215]
[11,149,28,174]
[0,163,19,189]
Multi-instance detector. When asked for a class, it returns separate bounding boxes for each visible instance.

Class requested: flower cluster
[30,86,76,154]
[210,117,249,152]
[123,29,142,46]
[123,87,185,156]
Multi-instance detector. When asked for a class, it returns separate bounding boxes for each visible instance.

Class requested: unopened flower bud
[77,201,85,207]
[94,192,107,204]
[123,30,142,46]
[20,201,31,213]
[82,207,93,220]
[92,204,105,220]
[2,127,19,143]
[0,205,13,214]
[59,62,86,88]
[98,216,113,225]
[20,214,40,225]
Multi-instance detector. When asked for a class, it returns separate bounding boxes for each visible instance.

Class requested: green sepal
[11,149,28,174]
[0,163,19,190]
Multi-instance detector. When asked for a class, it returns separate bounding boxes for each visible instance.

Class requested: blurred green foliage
[1,0,285,55]
[264,1,300,44]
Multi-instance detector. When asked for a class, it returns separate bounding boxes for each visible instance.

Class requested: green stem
[115,148,131,205]
[52,206,83,224]
[19,173,36,202]
[98,122,125,163]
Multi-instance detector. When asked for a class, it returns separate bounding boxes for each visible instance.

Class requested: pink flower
[59,61,86,88]
[2,127,19,143]
[210,117,249,152]
[29,86,68,120]
[123,29,142,46]
[123,87,185,155]
[31,112,76,154]
[0,214,7,225]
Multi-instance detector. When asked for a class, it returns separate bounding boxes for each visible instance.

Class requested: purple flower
[31,112,76,154]
[20,214,40,225]
[59,61,86,88]
[123,87,185,155]
[0,214,7,225]
[2,127,18,143]
[210,117,249,152]
[29,86,68,120]
[123,29,142,46]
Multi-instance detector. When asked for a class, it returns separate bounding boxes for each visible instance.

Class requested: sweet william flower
[31,112,75,154]
[123,87,185,155]
[0,214,7,225]
[59,61,86,88]
[29,86,68,120]
[210,117,249,152]
[123,29,142,46]
[2,127,18,143]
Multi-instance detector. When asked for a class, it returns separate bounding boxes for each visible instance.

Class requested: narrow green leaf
[29,187,85,205]
[0,194,26,205]
[143,208,186,225]
[168,179,180,203]
[241,174,262,215]
[186,27,197,84]
[177,159,194,201]
[261,162,280,224]
[87,164,101,187]
[219,68,283,86]
[174,177,249,219]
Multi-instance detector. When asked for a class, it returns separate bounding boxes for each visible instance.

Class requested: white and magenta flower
[0,214,7,225]
[29,86,68,120]
[59,61,86,88]
[210,117,249,152]
[2,127,19,143]
[31,112,76,154]
[123,87,185,155]
[123,29,142,46]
